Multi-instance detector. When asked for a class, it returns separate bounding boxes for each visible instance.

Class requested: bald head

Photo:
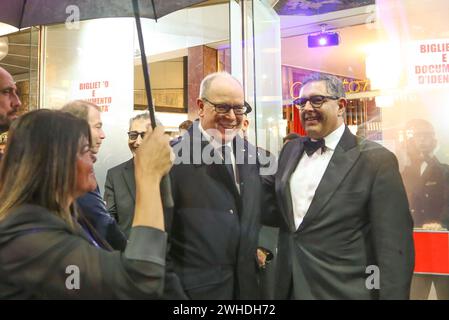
[197,72,245,143]
[0,67,22,132]
[199,72,243,100]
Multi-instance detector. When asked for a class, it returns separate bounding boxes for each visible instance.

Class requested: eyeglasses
[128,131,146,140]
[202,97,247,115]
[293,95,339,110]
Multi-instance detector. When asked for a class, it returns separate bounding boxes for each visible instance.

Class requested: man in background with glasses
[104,112,153,237]
[165,71,274,300]
[265,73,414,299]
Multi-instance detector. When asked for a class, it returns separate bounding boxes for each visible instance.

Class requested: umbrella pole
[132,0,157,128]
[132,0,174,208]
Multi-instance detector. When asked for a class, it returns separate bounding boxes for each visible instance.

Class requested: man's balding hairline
[199,72,242,99]
[61,100,100,122]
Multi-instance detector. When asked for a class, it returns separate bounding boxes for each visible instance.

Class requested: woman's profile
[0,109,172,299]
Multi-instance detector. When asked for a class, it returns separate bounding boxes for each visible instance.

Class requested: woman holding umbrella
[0,109,172,299]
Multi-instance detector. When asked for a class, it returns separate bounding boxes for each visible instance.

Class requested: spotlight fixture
[307,24,340,48]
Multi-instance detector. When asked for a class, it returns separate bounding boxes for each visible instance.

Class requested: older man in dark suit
[165,71,273,300]
[266,73,415,299]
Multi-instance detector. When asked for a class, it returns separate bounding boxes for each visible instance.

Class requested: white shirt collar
[321,124,345,151]
[198,121,232,150]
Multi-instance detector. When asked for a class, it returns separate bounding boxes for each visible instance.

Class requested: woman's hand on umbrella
[134,126,173,182]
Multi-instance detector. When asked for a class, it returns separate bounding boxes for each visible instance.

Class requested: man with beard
[0,67,21,134]
[165,72,272,299]
[265,73,415,299]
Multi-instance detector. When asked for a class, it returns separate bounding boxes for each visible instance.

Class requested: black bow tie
[304,138,326,156]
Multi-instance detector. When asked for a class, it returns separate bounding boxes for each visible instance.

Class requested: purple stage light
[308,32,340,48]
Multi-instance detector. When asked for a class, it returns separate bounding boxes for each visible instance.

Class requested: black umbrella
[0,0,208,207]
[0,0,206,28]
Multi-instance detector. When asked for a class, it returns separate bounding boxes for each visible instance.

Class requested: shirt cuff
[124,226,167,266]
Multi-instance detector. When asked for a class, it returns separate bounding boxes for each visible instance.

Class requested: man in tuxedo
[104,112,152,237]
[165,72,271,299]
[267,73,414,299]
[0,67,21,134]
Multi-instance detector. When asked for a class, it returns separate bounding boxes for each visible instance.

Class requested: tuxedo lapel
[421,158,440,182]
[278,139,304,232]
[298,128,360,231]
[122,159,136,202]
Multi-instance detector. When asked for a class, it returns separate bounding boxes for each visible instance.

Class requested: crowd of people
[0,65,433,300]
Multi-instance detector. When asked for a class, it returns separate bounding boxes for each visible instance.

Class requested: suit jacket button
[229,209,234,214]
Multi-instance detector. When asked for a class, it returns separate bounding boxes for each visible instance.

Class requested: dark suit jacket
[0,204,167,299]
[104,159,136,238]
[402,158,449,228]
[267,127,415,299]
[77,185,127,250]
[165,121,270,300]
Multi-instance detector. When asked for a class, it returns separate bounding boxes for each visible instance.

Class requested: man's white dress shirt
[289,124,345,230]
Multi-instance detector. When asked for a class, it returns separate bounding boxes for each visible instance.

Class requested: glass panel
[230,0,243,83]
[241,0,283,154]
[134,2,230,133]
[43,19,136,192]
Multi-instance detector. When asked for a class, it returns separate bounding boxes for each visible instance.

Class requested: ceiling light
[308,24,339,48]
[308,31,339,48]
